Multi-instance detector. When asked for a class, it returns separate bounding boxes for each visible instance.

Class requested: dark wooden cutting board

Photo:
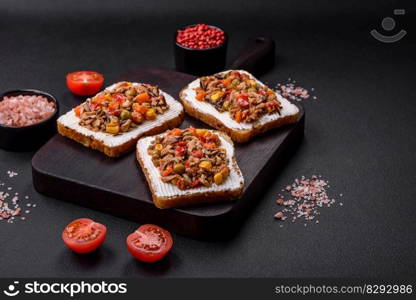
[32,39,305,239]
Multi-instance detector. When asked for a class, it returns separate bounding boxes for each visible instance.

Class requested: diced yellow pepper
[210,92,224,102]
[222,101,230,111]
[248,80,257,87]
[155,143,163,151]
[146,108,156,120]
[106,123,120,134]
[214,172,223,185]
[199,161,212,170]
[196,129,208,136]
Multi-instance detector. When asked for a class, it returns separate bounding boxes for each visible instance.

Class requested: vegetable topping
[75,82,169,135]
[194,70,282,123]
[148,128,230,190]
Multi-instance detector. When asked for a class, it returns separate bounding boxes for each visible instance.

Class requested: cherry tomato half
[66,71,104,96]
[126,224,173,263]
[62,218,107,254]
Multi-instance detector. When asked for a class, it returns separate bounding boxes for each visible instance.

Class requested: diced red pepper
[191,150,204,158]
[109,109,120,116]
[170,128,182,136]
[93,94,107,104]
[133,104,148,115]
[113,93,126,103]
[177,141,187,147]
[238,93,248,100]
[235,111,242,123]
[175,147,185,156]
[203,143,216,149]
[162,167,173,177]
[222,78,232,86]
[131,111,143,123]
[135,92,150,103]
[188,127,197,135]
[190,179,201,188]
[196,91,206,101]
[176,179,187,190]
[108,101,119,111]
[74,105,82,117]
[198,135,207,143]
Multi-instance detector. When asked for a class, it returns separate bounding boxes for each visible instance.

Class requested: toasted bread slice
[57,82,184,157]
[136,130,244,209]
[179,70,300,143]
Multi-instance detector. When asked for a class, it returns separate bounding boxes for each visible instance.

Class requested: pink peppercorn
[176,24,225,49]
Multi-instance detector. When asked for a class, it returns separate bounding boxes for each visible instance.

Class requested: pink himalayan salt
[0,95,55,127]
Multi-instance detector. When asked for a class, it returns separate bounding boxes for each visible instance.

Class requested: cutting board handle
[230,37,275,77]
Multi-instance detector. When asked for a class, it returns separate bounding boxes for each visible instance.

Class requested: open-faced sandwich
[136,127,244,209]
[57,81,184,157]
[179,70,300,142]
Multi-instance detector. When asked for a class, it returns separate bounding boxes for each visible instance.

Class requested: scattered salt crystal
[274,211,284,219]
[0,174,36,223]
[7,171,18,178]
[275,79,316,102]
[274,175,343,225]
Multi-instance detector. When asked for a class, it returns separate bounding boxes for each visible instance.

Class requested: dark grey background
[0,0,415,278]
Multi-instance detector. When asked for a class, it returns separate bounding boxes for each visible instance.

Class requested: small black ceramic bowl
[0,89,59,151]
[174,24,228,76]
